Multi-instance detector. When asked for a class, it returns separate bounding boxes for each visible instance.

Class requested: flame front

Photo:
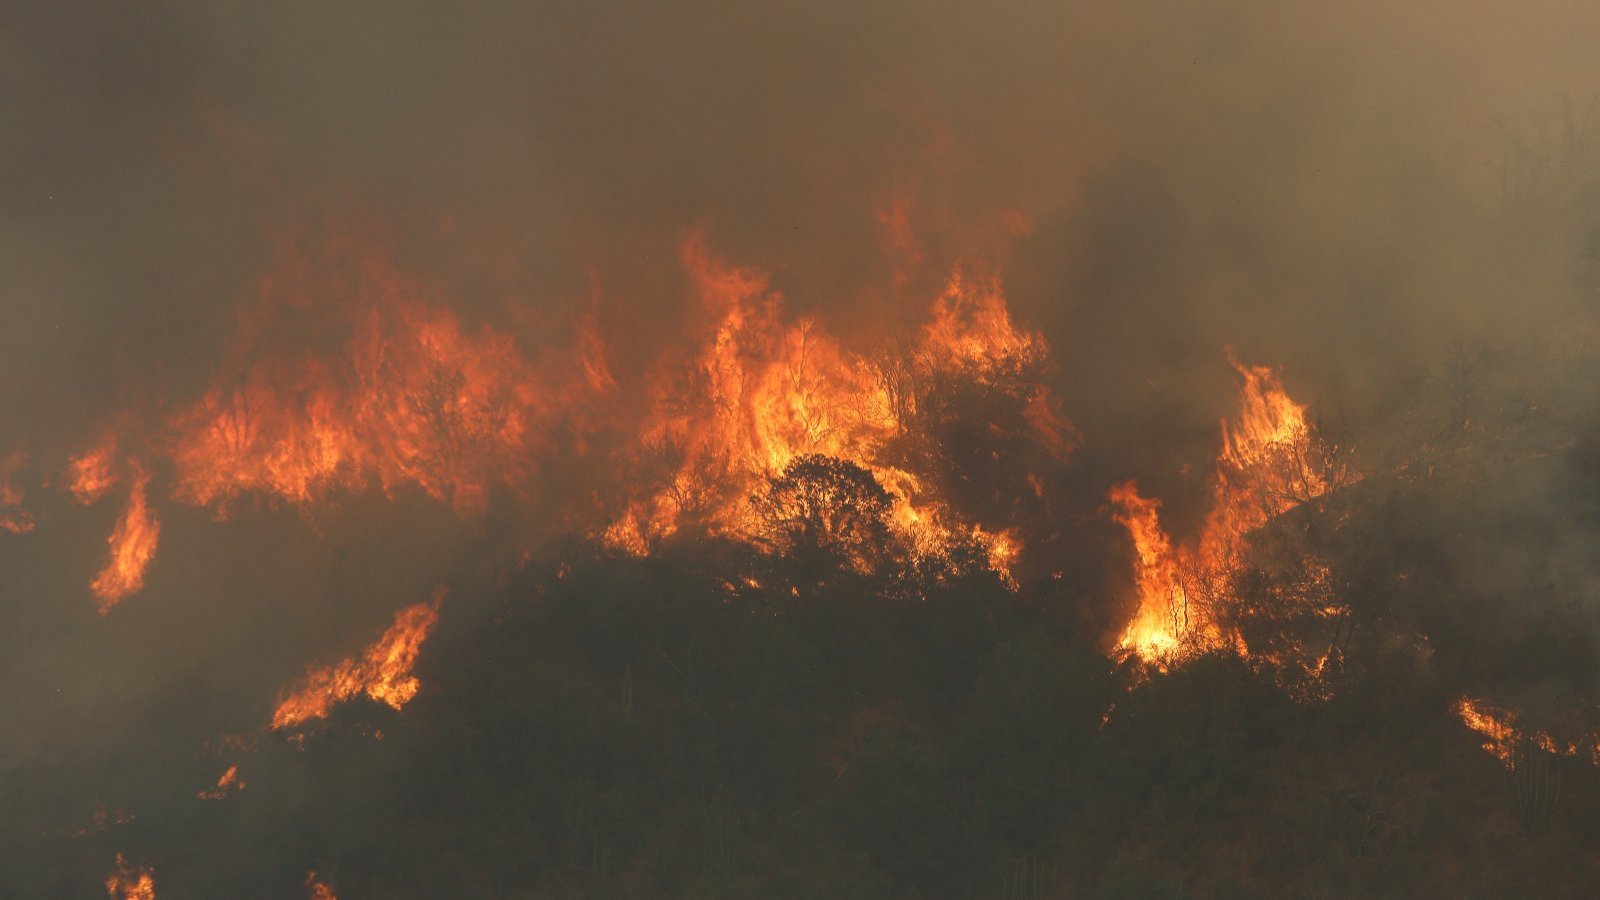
[1454,696,1600,768]
[271,590,443,730]
[91,464,160,614]
[106,854,155,900]
[168,237,552,519]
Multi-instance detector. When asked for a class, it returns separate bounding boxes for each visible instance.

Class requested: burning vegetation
[89,463,160,613]
[1109,354,1354,684]
[271,590,444,731]
[9,203,1600,895]
[105,854,154,900]
[13,3,1600,895]
[603,236,1069,590]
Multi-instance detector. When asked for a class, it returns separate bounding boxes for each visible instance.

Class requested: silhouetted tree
[750,454,900,583]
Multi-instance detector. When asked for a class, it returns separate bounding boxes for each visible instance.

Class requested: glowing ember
[105,854,155,900]
[271,590,443,730]
[197,764,244,800]
[305,871,338,899]
[0,449,35,534]
[67,801,136,838]
[91,464,160,614]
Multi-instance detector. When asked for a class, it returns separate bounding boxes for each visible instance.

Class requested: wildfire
[1454,696,1600,768]
[51,230,601,610]
[106,854,155,900]
[604,234,1069,585]
[167,236,552,519]
[12,212,1066,610]
[1107,482,1192,661]
[1454,697,1520,763]
[90,463,160,614]
[1111,355,1344,666]
[271,589,443,730]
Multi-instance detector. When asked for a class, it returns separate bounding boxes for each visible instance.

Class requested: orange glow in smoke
[0,449,35,534]
[305,870,338,900]
[105,854,155,900]
[69,432,121,505]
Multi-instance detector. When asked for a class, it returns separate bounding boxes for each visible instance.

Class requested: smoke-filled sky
[4,0,1600,887]
[7,0,1600,440]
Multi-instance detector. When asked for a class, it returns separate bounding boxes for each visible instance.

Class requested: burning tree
[1110,354,1357,683]
[751,454,902,584]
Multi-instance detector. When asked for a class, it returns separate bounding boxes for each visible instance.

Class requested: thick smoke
[4,0,1600,892]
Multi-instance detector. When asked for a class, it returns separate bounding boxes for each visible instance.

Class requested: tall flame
[1108,482,1192,660]
[91,464,160,614]
[271,589,443,730]
[1112,355,1342,666]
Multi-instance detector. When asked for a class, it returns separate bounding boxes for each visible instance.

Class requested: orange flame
[91,464,160,614]
[1202,352,1335,564]
[604,235,1067,584]
[197,764,244,800]
[271,590,443,730]
[69,432,121,505]
[1454,697,1521,764]
[1454,696,1600,767]
[1108,482,1190,661]
[305,871,338,900]
[106,854,155,900]
[1112,355,1343,666]
[168,235,555,519]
